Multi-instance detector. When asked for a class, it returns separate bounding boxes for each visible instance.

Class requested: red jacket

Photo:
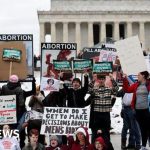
[123,77,150,109]
[70,143,93,150]
[68,127,93,150]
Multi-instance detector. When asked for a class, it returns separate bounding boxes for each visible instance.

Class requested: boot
[121,138,126,150]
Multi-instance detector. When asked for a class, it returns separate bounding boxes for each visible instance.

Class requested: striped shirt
[89,79,119,112]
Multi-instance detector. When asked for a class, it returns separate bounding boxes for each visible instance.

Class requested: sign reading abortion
[0,34,33,80]
[93,62,113,74]
[0,95,16,124]
[41,107,90,135]
[41,43,76,80]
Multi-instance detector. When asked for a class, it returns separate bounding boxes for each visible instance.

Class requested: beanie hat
[9,75,19,83]
[75,127,86,136]
[49,135,59,142]
[95,137,106,148]
[72,78,81,85]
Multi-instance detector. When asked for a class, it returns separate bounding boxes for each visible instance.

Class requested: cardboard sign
[2,48,22,62]
[93,62,113,74]
[41,43,76,80]
[73,59,93,73]
[0,34,33,80]
[115,36,147,75]
[41,107,90,135]
[0,95,16,124]
[40,77,60,91]
[53,60,72,72]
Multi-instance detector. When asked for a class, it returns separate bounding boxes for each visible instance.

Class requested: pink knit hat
[9,75,19,83]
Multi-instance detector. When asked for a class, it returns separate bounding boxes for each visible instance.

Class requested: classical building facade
[38,0,150,52]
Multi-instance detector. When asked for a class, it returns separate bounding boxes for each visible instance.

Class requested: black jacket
[64,75,89,108]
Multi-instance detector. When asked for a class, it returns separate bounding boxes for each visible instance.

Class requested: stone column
[51,22,56,42]
[88,22,94,47]
[100,22,106,43]
[127,22,132,38]
[63,22,68,42]
[114,22,120,41]
[39,22,45,43]
[75,22,81,53]
[139,22,145,50]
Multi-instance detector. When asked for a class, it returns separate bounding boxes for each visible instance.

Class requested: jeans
[122,106,141,147]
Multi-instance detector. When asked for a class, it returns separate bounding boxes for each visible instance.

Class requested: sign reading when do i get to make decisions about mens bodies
[41,107,90,135]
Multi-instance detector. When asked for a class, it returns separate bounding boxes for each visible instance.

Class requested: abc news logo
[0,129,19,140]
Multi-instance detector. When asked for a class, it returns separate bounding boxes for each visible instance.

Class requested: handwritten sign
[115,36,147,75]
[93,62,113,74]
[73,59,93,73]
[41,107,90,135]
[40,77,60,91]
[53,60,72,72]
[99,49,116,63]
[0,95,16,124]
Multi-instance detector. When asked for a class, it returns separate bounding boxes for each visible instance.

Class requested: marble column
[40,22,45,43]
[88,22,94,47]
[63,22,68,42]
[100,22,106,43]
[139,22,145,50]
[114,22,120,41]
[75,22,81,53]
[127,22,132,38]
[51,22,56,42]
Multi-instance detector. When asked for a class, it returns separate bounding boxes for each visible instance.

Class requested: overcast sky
[0,0,50,55]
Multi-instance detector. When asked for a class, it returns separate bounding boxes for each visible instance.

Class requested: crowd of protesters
[0,69,150,150]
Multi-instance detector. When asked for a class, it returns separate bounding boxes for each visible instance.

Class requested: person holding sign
[87,74,119,142]
[123,71,150,149]
[1,75,25,125]
[60,71,89,108]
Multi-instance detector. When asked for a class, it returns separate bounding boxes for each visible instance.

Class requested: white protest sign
[115,36,147,75]
[40,77,60,91]
[0,95,16,124]
[41,107,90,135]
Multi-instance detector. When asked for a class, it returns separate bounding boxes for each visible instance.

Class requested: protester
[94,137,107,150]
[94,130,114,150]
[1,75,25,124]
[123,71,150,149]
[117,88,141,150]
[60,71,89,108]
[0,124,21,150]
[18,95,45,145]
[68,127,93,150]
[46,135,61,150]
[86,74,119,141]
[20,75,36,148]
[22,129,45,150]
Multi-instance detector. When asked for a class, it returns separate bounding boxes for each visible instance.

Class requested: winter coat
[22,143,45,150]
[1,82,24,121]
[63,75,89,108]
[68,127,93,150]
[123,77,150,109]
